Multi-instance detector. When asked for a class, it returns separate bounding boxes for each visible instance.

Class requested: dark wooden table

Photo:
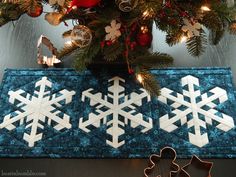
[0,14,235,177]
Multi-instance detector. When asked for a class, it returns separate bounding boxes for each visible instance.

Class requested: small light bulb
[137,74,144,83]
[141,26,148,33]
[201,6,211,11]
[142,10,149,17]
[65,40,73,45]
[180,35,187,43]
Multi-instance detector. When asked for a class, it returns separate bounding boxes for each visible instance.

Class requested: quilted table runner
[0,68,235,158]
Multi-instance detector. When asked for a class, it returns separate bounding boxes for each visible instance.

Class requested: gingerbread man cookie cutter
[144,147,180,177]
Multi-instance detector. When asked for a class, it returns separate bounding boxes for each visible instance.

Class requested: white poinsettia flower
[182,18,201,38]
[105,20,121,41]
[49,0,65,6]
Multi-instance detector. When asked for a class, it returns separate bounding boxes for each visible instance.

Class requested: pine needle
[103,42,123,61]
[137,70,160,97]
[57,43,79,59]
[186,30,207,57]
[132,52,173,68]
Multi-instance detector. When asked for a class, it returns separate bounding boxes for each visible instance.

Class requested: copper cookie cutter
[144,147,180,177]
[179,155,213,177]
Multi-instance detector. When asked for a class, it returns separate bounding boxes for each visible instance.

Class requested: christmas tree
[1,0,236,96]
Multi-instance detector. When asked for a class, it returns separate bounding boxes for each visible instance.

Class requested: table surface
[0,12,236,177]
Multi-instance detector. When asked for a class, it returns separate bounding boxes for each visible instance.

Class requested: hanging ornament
[105,20,121,42]
[115,0,138,12]
[181,18,201,38]
[37,35,61,67]
[70,25,93,48]
[27,4,43,18]
[67,0,101,13]
[136,26,152,47]
[45,12,63,26]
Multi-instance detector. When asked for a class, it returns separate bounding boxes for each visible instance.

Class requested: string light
[136,74,144,83]
[201,6,211,11]
[142,8,154,18]
[142,10,149,17]
[141,26,148,33]
[180,35,187,43]
[65,40,73,46]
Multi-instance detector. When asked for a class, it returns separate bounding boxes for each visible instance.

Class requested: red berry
[106,41,112,46]
[128,68,134,74]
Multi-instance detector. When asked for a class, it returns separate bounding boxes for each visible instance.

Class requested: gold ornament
[45,12,63,26]
[115,0,138,12]
[71,25,92,48]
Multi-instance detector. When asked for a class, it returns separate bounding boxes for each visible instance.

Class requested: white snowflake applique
[0,77,75,147]
[105,20,121,41]
[79,76,153,148]
[182,18,201,37]
[158,75,235,147]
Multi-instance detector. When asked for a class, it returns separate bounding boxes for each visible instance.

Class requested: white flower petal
[116,31,121,37]
[49,0,56,5]
[58,0,65,6]
[194,30,200,36]
[182,26,188,32]
[115,23,121,30]
[105,26,112,33]
[194,23,201,29]
[105,34,111,40]
[111,20,116,28]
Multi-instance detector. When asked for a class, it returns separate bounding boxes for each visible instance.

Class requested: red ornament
[27,5,43,18]
[128,68,134,74]
[68,0,101,13]
[136,32,152,47]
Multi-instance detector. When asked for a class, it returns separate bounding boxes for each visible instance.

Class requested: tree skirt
[0,68,235,158]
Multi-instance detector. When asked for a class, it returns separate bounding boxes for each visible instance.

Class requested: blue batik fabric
[0,68,235,158]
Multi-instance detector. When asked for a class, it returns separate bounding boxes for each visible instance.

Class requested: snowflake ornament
[182,18,201,38]
[105,20,121,41]
[79,76,153,148]
[0,77,75,147]
[158,75,235,147]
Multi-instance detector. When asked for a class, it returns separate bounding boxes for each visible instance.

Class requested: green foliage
[131,52,173,68]
[57,43,79,59]
[186,30,207,57]
[0,2,23,26]
[73,38,101,70]
[202,11,223,31]
[103,42,123,61]
[209,29,224,45]
[136,69,160,97]
[166,29,183,46]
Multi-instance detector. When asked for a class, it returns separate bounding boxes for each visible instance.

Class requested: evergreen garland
[1,0,236,96]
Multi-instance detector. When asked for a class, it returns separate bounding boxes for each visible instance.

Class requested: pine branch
[57,43,79,59]
[136,69,160,97]
[0,2,24,26]
[73,51,87,71]
[103,42,123,61]
[209,29,224,45]
[131,52,173,68]
[166,29,183,46]
[186,30,207,57]
[202,11,223,31]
